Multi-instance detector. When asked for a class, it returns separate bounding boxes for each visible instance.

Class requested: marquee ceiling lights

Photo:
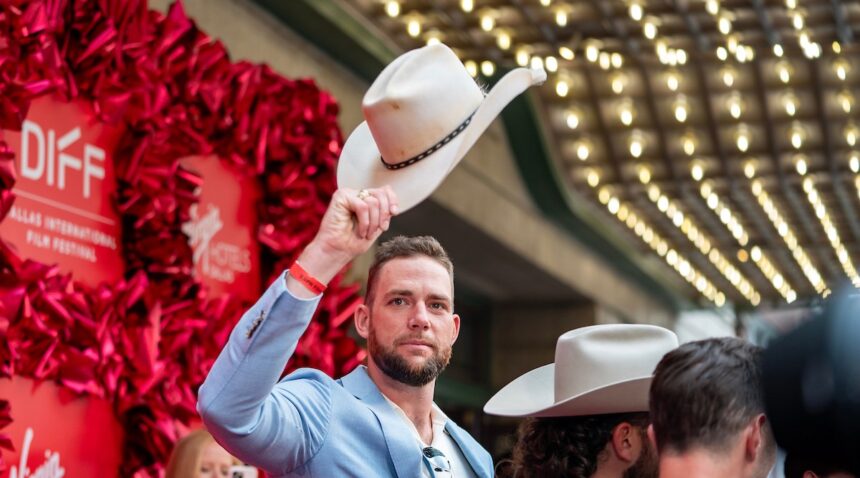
[353,0,860,308]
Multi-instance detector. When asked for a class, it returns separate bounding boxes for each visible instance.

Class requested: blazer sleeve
[197,270,331,474]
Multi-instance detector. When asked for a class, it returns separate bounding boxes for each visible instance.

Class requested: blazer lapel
[339,367,421,478]
[445,422,492,478]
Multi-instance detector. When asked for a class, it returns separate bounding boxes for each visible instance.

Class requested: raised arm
[197,187,397,474]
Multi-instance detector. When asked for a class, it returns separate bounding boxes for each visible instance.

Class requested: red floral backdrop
[0,0,365,475]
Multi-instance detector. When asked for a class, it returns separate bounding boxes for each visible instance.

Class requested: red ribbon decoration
[0,1,364,475]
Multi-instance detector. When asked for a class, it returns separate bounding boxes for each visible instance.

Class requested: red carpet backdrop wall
[0,1,366,476]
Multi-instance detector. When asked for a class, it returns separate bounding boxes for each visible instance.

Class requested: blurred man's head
[649,337,776,478]
[510,412,657,478]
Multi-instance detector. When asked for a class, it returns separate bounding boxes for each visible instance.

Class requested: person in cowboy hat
[484,324,679,478]
[198,43,545,478]
[649,337,777,478]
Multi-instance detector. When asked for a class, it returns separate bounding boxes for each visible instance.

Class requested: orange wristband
[290,261,326,295]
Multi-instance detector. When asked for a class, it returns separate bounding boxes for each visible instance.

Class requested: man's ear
[354,304,371,339]
[611,422,637,463]
[744,414,766,462]
[802,471,820,478]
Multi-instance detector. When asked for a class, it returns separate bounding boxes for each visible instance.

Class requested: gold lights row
[590,179,727,306]
[645,182,762,305]
[748,176,828,294]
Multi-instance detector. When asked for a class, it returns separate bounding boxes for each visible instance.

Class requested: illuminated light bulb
[736,126,750,152]
[629,131,644,158]
[385,1,401,18]
[464,60,478,77]
[777,62,792,83]
[497,31,511,50]
[666,72,680,91]
[790,125,804,149]
[784,93,797,116]
[682,132,696,156]
[791,12,804,30]
[426,32,442,46]
[516,48,530,66]
[407,18,422,37]
[839,90,854,114]
[728,93,743,119]
[481,60,495,77]
[796,156,808,175]
[619,100,635,126]
[608,197,620,214]
[540,0,551,6]
[677,49,687,65]
[717,68,733,88]
[629,2,643,21]
[566,110,580,130]
[773,44,784,57]
[799,30,811,49]
[786,0,797,9]
[461,0,474,12]
[545,56,558,73]
[530,56,543,71]
[586,42,600,62]
[555,78,569,97]
[611,53,623,69]
[735,45,749,63]
[727,34,739,53]
[611,73,626,94]
[849,152,860,172]
[637,166,652,184]
[559,46,574,60]
[716,46,728,61]
[599,52,612,70]
[744,161,756,178]
[587,169,600,187]
[691,163,704,181]
[718,14,732,35]
[643,20,658,40]
[555,8,568,27]
[833,41,842,54]
[834,59,849,81]
[846,124,858,146]
[674,96,689,123]
[576,141,591,160]
[706,0,720,15]
[598,187,611,204]
[480,13,495,32]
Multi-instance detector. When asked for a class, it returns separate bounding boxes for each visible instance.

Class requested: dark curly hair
[508,412,650,478]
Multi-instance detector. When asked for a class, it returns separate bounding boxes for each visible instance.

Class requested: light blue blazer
[198,271,493,478]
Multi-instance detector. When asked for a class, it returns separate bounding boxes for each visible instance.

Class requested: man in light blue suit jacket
[198,187,493,477]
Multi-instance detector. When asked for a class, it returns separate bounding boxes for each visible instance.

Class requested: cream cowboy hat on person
[484,324,679,417]
[337,43,546,212]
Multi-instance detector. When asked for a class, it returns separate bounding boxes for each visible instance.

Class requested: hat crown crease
[362,44,483,163]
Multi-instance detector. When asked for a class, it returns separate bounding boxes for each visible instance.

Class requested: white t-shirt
[383,396,477,477]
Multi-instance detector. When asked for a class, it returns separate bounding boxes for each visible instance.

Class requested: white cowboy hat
[337,43,546,212]
[484,324,679,417]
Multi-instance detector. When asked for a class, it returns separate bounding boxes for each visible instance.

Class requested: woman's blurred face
[199,441,233,478]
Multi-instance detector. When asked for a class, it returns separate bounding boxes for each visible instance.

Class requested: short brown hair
[650,337,768,454]
[365,235,454,303]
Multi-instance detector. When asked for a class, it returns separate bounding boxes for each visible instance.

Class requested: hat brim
[483,363,654,418]
[337,67,545,212]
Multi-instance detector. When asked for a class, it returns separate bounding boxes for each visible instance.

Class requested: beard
[623,428,659,478]
[368,326,452,387]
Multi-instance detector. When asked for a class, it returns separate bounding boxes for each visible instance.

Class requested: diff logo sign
[0,97,124,287]
[181,156,261,302]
